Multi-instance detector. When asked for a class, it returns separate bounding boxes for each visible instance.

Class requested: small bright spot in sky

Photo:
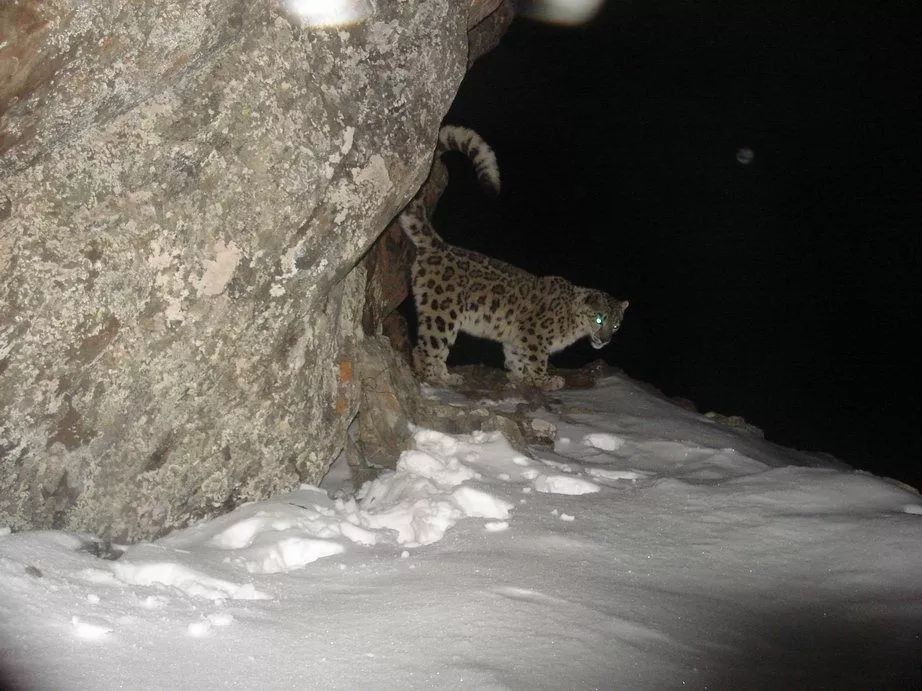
[736,146,755,165]
[518,0,607,25]
[278,0,372,28]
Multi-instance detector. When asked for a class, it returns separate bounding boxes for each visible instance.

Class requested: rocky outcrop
[0,1,491,540]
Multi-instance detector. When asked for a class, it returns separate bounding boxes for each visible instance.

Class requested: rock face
[0,1,474,540]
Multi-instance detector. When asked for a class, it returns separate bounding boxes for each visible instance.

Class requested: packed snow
[1,373,920,688]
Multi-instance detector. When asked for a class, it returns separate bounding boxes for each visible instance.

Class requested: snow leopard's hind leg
[413,315,462,387]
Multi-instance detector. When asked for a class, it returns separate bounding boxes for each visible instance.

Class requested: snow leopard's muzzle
[590,335,610,350]
[591,320,621,349]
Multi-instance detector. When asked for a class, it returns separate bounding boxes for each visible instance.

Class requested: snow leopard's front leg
[503,343,564,391]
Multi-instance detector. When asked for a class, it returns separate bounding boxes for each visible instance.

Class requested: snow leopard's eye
[594,313,605,325]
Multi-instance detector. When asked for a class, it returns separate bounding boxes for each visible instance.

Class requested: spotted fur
[400,129,628,390]
[437,125,500,196]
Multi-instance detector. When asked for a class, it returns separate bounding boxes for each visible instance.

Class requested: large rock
[0,1,472,540]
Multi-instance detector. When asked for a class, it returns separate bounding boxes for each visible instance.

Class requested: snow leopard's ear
[621,300,630,311]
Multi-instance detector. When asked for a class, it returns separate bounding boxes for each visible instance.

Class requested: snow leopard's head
[582,291,629,349]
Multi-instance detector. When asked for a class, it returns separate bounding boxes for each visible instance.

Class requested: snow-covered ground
[1,374,920,688]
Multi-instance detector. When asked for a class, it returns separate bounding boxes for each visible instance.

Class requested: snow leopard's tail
[399,200,441,248]
[400,126,499,248]
[437,125,501,196]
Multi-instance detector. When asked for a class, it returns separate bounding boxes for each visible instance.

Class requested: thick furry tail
[438,125,501,196]
[399,200,441,248]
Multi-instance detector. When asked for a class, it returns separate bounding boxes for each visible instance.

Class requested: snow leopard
[399,126,629,391]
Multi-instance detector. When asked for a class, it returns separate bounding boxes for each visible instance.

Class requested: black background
[422,1,920,488]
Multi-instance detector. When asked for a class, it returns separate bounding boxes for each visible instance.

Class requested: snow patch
[109,562,269,600]
[187,620,212,637]
[358,496,459,547]
[533,474,601,495]
[452,487,513,520]
[71,617,112,640]
[140,595,167,610]
[211,516,289,550]
[582,433,625,451]
[352,429,517,546]
[586,468,652,482]
[240,537,345,575]
[339,521,378,546]
[399,449,476,488]
[209,612,234,627]
[414,429,461,457]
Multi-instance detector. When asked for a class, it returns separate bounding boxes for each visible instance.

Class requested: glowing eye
[594,313,604,325]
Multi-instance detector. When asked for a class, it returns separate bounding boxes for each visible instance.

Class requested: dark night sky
[426,1,920,488]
